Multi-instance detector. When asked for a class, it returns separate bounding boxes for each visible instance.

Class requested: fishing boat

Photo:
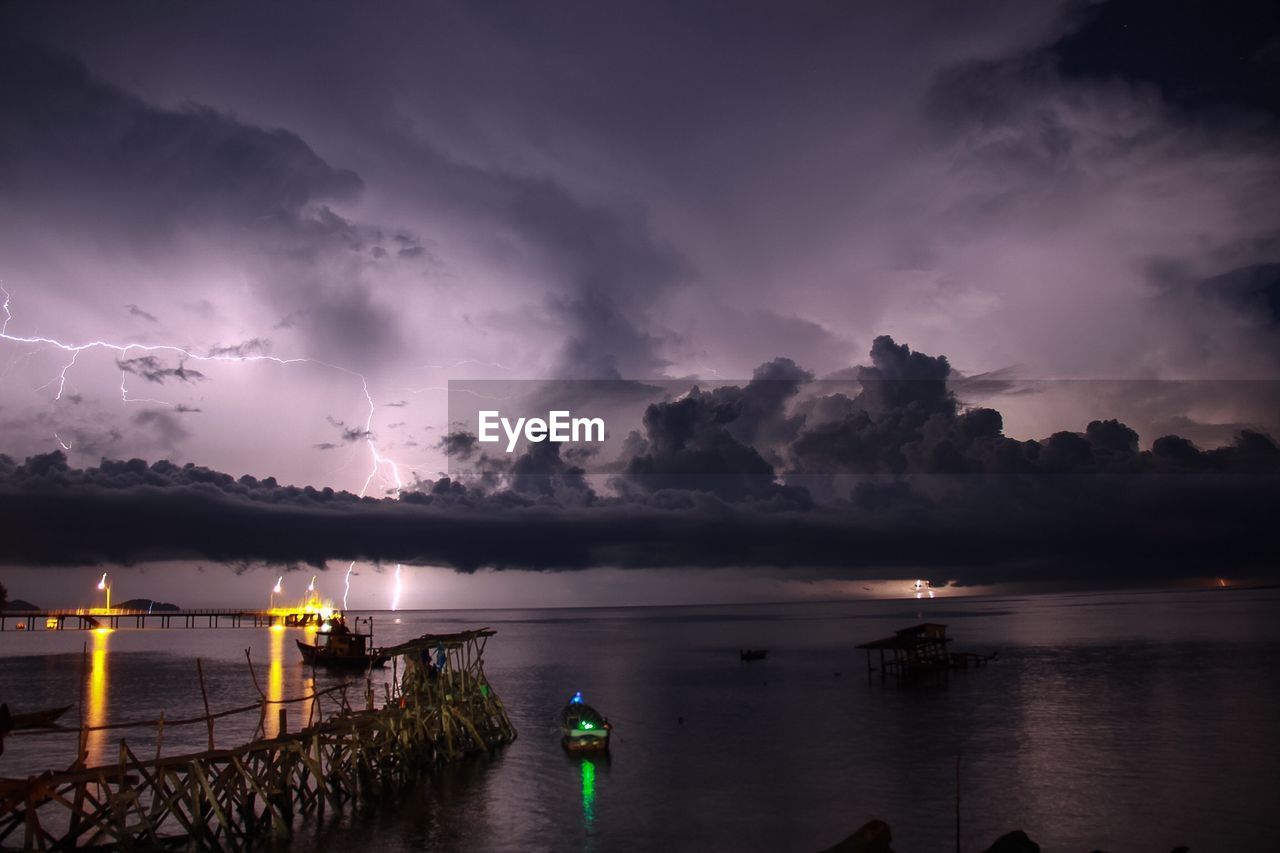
[296,617,389,670]
[560,692,611,752]
[0,704,72,756]
[0,704,71,731]
[739,648,768,661]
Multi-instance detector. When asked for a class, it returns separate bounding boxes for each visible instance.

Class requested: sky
[1,1,1278,608]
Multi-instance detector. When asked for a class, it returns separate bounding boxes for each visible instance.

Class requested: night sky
[1,1,1277,607]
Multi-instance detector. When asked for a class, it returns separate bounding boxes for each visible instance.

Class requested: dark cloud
[324,415,371,444]
[438,431,479,459]
[131,409,189,451]
[206,338,272,358]
[0,36,407,371]
[124,304,158,323]
[0,442,1273,583]
[1193,263,1280,330]
[1053,0,1280,119]
[4,338,1274,585]
[1,0,1278,528]
[620,357,814,500]
[115,356,206,385]
[0,39,361,227]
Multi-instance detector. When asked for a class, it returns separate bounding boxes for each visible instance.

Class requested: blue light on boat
[571,691,583,704]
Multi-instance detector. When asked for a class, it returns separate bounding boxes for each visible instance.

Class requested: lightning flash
[0,285,404,498]
[2,284,421,607]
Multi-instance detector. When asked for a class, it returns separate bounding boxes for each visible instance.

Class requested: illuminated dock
[0,608,337,631]
[0,629,516,848]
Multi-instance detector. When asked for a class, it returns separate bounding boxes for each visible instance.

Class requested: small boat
[740,648,768,661]
[560,692,611,752]
[0,704,72,755]
[0,704,71,731]
[296,617,388,670]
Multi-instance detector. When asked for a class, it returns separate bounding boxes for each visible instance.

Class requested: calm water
[2,589,1278,852]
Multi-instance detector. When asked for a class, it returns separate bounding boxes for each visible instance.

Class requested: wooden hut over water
[857,623,990,678]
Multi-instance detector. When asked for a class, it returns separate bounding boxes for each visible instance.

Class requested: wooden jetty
[857,623,992,678]
[0,628,515,849]
[1,608,320,631]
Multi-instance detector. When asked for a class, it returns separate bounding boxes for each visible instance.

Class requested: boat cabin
[317,629,371,656]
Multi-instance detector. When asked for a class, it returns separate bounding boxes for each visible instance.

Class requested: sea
[1,587,1278,852]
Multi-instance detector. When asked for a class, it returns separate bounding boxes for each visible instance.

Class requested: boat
[295,616,389,670]
[739,648,768,661]
[0,704,71,731]
[560,692,611,752]
[0,704,72,756]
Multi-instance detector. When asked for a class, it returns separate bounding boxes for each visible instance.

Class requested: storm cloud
[1,2,1279,598]
[2,338,1275,584]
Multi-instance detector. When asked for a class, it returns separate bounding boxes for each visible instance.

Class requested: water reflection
[2,592,1274,851]
[85,628,110,765]
[267,625,284,736]
[581,758,596,828]
[302,625,318,727]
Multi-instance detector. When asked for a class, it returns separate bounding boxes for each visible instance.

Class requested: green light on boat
[581,721,595,730]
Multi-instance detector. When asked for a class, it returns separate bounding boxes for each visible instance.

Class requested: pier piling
[0,628,515,849]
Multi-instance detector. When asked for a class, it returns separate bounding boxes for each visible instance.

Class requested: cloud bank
[3,338,1275,585]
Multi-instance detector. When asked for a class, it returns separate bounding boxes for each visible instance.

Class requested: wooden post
[955,751,961,853]
[0,628,516,848]
[196,658,215,751]
[76,641,88,768]
[278,708,287,736]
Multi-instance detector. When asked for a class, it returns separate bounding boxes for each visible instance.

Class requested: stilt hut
[857,623,953,677]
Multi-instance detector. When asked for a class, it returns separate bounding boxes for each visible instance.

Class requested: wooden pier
[1,608,315,631]
[0,628,515,849]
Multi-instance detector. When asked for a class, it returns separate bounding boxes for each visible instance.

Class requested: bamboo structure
[857,623,994,679]
[0,628,515,849]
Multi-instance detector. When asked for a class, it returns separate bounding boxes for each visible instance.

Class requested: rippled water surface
[2,588,1278,852]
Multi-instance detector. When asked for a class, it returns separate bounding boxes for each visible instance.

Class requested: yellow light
[86,627,109,766]
[268,622,284,737]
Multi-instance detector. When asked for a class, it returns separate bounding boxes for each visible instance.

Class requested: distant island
[0,597,182,612]
[116,598,181,612]
[1,599,40,612]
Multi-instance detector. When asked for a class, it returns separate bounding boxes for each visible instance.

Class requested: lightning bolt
[401,385,514,402]
[0,285,405,497]
[418,358,513,372]
[4,285,434,611]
